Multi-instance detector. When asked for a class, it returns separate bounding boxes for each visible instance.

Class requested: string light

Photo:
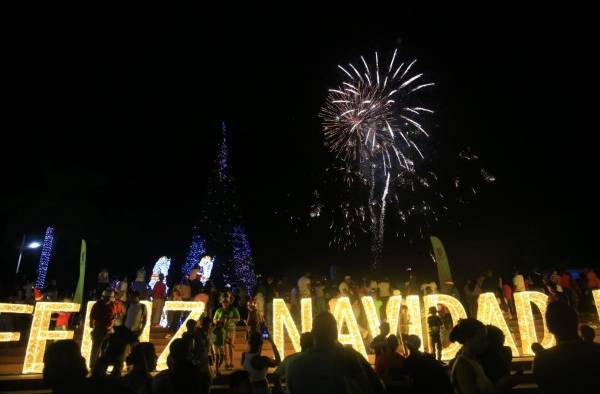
[476,292,519,356]
[272,298,301,359]
[0,303,33,342]
[385,295,402,337]
[330,297,367,359]
[300,298,313,333]
[35,227,55,289]
[231,225,256,295]
[423,294,467,360]
[156,301,205,371]
[513,291,555,355]
[80,301,95,368]
[593,290,600,318]
[406,295,424,351]
[361,296,381,338]
[182,230,206,276]
[23,302,80,374]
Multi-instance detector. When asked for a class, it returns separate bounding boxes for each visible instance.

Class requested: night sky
[1,5,597,290]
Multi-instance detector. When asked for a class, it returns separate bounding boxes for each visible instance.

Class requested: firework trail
[319,49,435,268]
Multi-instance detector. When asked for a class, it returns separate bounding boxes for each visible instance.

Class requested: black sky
[1,4,598,289]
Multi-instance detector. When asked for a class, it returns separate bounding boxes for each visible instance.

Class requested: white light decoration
[593,290,600,319]
[199,255,214,285]
[361,296,382,338]
[272,298,301,359]
[513,291,555,355]
[148,256,171,327]
[406,295,424,351]
[424,294,468,360]
[385,295,403,337]
[330,297,368,359]
[476,292,519,356]
[23,302,80,374]
[156,301,205,371]
[0,303,34,342]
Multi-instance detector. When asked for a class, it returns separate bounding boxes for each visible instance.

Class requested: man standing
[152,273,167,327]
[124,291,147,340]
[89,289,115,368]
[297,273,312,299]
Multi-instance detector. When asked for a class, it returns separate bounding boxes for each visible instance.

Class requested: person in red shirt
[560,271,572,289]
[55,297,72,330]
[89,290,115,368]
[152,274,167,327]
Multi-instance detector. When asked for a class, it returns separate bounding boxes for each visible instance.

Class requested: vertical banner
[430,236,453,294]
[74,239,86,305]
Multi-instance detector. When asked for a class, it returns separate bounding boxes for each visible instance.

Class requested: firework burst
[319,49,435,267]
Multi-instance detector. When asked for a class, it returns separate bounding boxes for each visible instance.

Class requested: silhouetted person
[404,335,451,394]
[534,302,600,394]
[479,325,512,384]
[242,331,281,394]
[427,306,443,361]
[580,324,596,343]
[375,335,409,393]
[370,321,391,359]
[152,338,210,394]
[92,325,135,378]
[122,342,156,394]
[124,291,147,340]
[43,340,88,394]
[286,312,385,394]
[274,331,313,392]
[230,369,253,394]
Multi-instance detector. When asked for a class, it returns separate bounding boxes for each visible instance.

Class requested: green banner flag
[74,239,86,304]
[430,236,453,293]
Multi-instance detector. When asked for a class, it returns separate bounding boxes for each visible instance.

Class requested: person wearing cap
[89,289,115,368]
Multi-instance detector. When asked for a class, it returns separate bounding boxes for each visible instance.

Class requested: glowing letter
[593,290,600,319]
[424,294,468,360]
[361,296,381,337]
[406,295,424,351]
[331,297,367,358]
[300,298,313,333]
[514,291,555,355]
[476,293,519,357]
[23,302,80,373]
[385,295,402,337]
[156,301,205,370]
[0,303,33,342]
[273,298,301,358]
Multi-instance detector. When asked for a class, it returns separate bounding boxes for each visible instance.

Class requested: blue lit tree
[182,229,206,276]
[35,226,55,289]
[231,225,256,294]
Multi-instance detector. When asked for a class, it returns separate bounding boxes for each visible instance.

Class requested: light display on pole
[35,227,55,289]
[231,225,256,294]
[182,230,206,276]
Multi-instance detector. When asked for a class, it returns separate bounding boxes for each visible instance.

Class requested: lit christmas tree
[182,229,206,276]
[198,122,255,288]
[231,225,256,294]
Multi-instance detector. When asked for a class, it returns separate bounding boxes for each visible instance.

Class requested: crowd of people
[1,264,600,393]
